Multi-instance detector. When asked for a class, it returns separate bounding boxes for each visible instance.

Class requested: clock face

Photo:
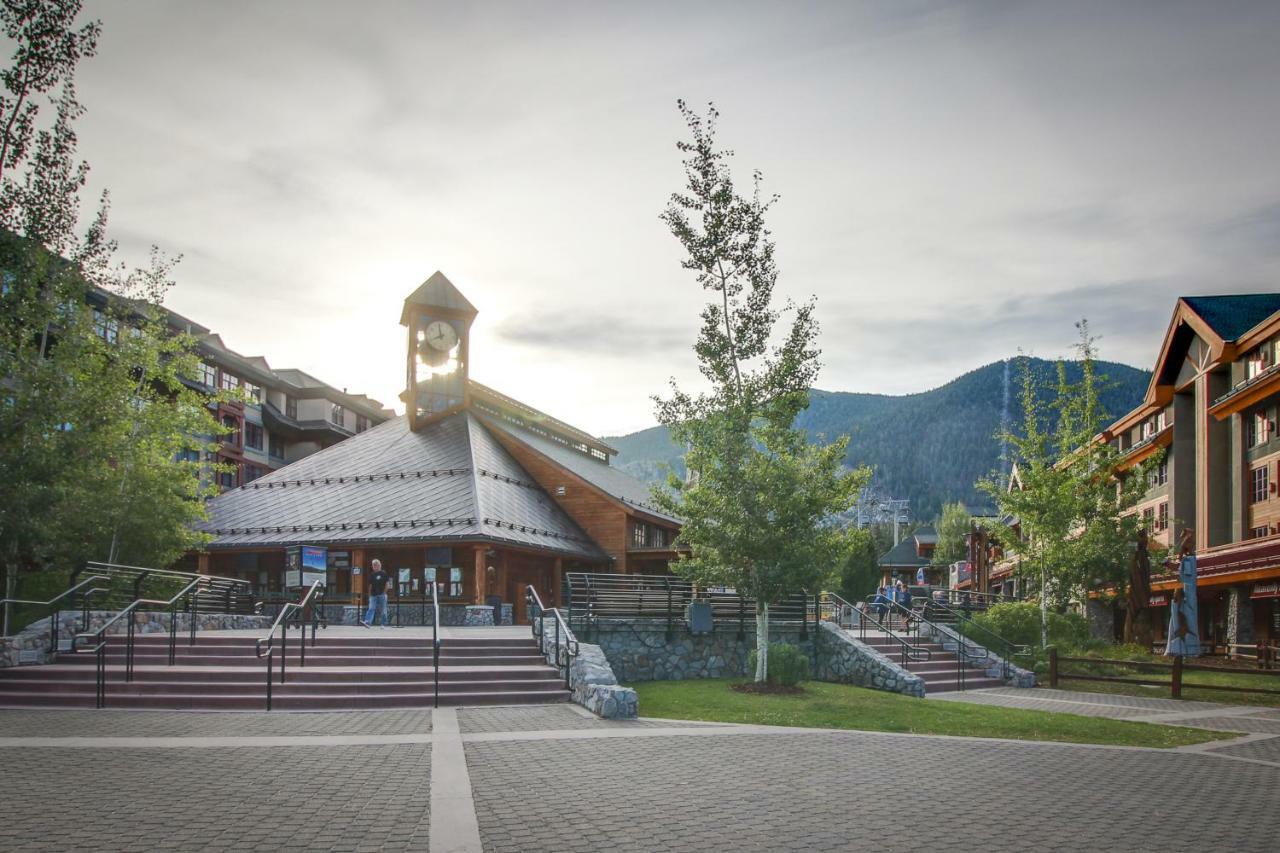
[424,320,459,352]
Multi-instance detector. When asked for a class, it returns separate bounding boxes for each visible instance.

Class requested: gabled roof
[199,411,604,558]
[912,525,938,545]
[877,536,931,568]
[479,411,681,524]
[1183,295,1280,342]
[400,271,478,324]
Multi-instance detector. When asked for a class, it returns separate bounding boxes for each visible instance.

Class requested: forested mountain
[604,358,1151,521]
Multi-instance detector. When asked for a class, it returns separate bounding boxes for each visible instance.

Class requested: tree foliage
[0,1,226,613]
[980,325,1152,620]
[932,501,970,566]
[652,101,868,682]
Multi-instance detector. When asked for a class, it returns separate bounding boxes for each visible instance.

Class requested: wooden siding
[490,431,631,571]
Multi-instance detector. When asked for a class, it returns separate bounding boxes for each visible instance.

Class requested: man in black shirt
[362,559,392,627]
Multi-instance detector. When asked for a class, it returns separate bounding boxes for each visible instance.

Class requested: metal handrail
[430,580,440,708]
[925,598,1032,668]
[1,574,111,649]
[72,576,211,708]
[824,592,931,666]
[254,581,324,711]
[527,585,578,690]
[879,596,994,688]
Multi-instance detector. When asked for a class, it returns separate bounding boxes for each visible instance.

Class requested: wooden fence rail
[1049,647,1280,700]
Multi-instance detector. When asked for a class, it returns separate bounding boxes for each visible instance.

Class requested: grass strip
[631,679,1233,748]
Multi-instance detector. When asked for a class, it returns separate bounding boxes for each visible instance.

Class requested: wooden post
[1049,647,1059,688]
[552,557,563,608]
[196,552,211,576]
[473,546,487,605]
[351,548,367,620]
[1172,654,1183,699]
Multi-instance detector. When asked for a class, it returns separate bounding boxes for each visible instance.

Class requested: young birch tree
[653,101,868,682]
[0,1,227,628]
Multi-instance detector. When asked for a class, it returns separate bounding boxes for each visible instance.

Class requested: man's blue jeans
[365,593,389,625]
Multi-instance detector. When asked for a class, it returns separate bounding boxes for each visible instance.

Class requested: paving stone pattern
[930,692,1164,719]
[0,708,432,738]
[1179,715,1280,735]
[1208,736,1280,763]
[1,743,431,852]
[457,704,689,734]
[465,731,1279,853]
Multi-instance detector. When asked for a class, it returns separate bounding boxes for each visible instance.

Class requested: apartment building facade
[165,307,393,491]
[1102,294,1280,649]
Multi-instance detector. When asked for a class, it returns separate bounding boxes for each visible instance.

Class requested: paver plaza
[2,689,1277,853]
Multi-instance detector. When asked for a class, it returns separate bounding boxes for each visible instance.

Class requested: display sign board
[329,550,351,570]
[1251,581,1280,600]
[285,545,328,588]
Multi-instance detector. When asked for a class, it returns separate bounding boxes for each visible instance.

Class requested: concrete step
[0,665,557,683]
[0,688,571,710]
[0,676,565,696]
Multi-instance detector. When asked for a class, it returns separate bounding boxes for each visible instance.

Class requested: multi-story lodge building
[976,295,1280,650]
[1105,294,1280,650]
[191,274,682,616]
[158,303,393,491]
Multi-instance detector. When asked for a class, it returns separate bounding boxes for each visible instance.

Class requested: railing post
[799,592,808,641]
[96,638,106,709]
[665,578,673,642]
[224,586,232,614]
[189,593,197,646]
[50,607,59,656]
[1172,654,1183,699]
[169,601,178,666]
[737,596,745,641]
[281,621,288,684]
[266,650,273,712]
[1049,647,1058,689]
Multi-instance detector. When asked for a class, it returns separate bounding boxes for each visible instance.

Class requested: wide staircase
[858,629,1007,693]
[0,633,570,710]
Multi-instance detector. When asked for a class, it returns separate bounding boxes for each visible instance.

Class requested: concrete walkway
[0,700,1277,852]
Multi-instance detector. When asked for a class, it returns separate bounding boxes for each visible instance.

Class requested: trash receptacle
[686,599,713,634]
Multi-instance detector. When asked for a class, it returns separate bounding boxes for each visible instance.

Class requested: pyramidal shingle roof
[199,411,603,558]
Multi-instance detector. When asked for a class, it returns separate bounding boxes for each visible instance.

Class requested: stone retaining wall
[585,619,815,682]
[814,621,925,697]
[1,610,273,668]
[533,614,638,719]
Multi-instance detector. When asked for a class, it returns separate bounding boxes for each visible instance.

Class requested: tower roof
[400,271,478,325]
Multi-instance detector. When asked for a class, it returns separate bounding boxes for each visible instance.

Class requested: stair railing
[1,574,111,652]
[527,585,578,690]
[72,576,212,709]
[821,592,931,666]
[923,598,1032,680]
[430,579,440,709]
[880,596,993,690]
[254,580,324,712]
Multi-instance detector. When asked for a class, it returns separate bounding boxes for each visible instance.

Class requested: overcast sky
[72,0,1280,435]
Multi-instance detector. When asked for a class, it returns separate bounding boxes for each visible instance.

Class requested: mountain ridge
[603,357,1151,521]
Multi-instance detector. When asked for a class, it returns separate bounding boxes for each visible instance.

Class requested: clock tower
[400,271,477,430]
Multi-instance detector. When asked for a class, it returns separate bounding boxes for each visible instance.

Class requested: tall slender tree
[653,101,868,682]
[0,1,227,629]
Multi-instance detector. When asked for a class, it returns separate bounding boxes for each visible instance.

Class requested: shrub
[970,602,1091,650]
[748,642,810,687]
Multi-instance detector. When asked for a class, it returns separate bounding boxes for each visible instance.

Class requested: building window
[330,403,345,426]
[244,422,263,451]
[1142,506,1155,530]
[356,414,369,433]
[1252,466,1269,504]
[1249,412,1270,448]
[176,448,200,464]
[1156,502,1168,532]
[285,396,297,419]
[243,464,262,483]
[222,414,241,448]
[1251,526,1270,539]
[648,526,667,548]
[244,382,262,404]
[633,522,647,547]
[218,468,237,490]
[268,433,284,459]
[93,309,118,344]
[1247,344,1274,380]
[197,361,217,387]
[220,372,240,392]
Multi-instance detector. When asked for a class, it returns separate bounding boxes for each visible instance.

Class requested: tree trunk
[1039,562,1049,648]
[754,601,769,683]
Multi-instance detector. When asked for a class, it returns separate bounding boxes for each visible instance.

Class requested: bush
[747,642,810,687]
[970,602,1091,650]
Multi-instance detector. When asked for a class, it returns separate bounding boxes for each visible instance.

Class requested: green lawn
[630,679,1232,748]
[1055,649,1280,708]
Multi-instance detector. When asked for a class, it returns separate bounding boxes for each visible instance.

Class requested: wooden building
[192,273,681,621]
